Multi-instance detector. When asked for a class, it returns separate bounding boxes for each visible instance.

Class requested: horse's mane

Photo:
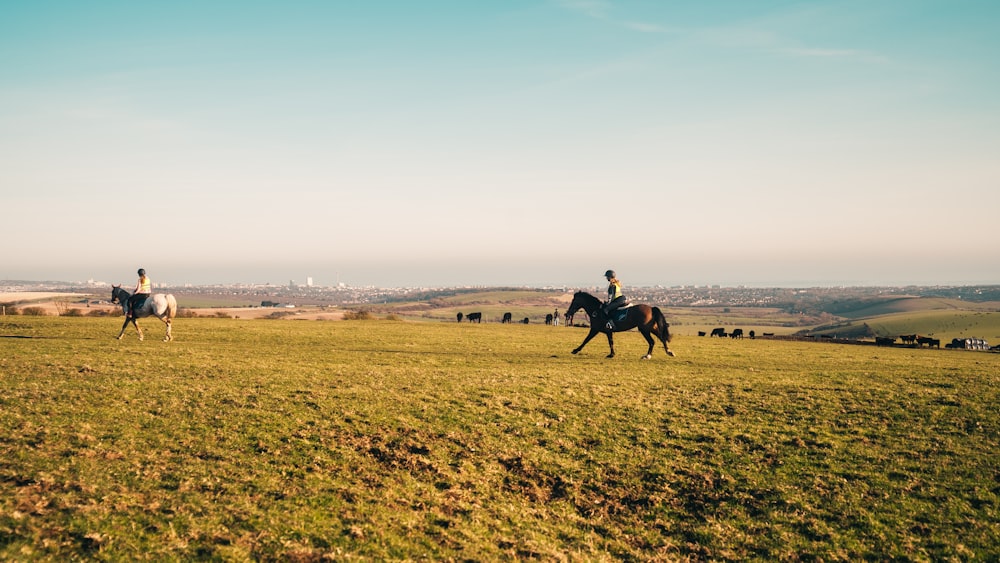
[571,291,603,310]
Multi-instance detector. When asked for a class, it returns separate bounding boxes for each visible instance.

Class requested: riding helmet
[604,270,615,278]
[138,268,146,276]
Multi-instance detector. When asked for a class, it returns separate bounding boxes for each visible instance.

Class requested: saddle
[609,304,632,323]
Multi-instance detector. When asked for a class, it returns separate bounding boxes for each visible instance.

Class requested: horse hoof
[642,355,652,360]
[667,351,675,357]
[571,349,580,355]
[606,354,614,359]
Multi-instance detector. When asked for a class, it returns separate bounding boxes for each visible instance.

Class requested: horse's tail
[652,306,672,343]
[166,294,177,319]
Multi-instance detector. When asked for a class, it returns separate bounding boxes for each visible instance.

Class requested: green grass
[1,316,998,560]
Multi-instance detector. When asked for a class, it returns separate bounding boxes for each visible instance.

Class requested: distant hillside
[805,308,1000,343]
[373,289,572,322]
[826,296,987,319]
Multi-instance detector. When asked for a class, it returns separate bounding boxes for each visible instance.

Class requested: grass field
[2,316,998,560]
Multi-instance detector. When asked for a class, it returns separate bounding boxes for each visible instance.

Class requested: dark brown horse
[565,291,674,359]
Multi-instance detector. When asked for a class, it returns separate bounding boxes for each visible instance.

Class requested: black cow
[900,334,917,345]
[916,336,939,348]
[698,331,707,337]
[502,312,512,324]
[545,313,554,325]
[710,327,726,337]
[730,328,744,339]
[749,330,755,339]
[457,312,463,323]
[875,336,896,346]
[521,317,529,324]
[467,312,482,323]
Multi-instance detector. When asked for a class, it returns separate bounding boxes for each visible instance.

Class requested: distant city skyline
[2,2,998,288]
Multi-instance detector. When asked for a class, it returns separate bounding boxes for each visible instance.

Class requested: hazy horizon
[5,255,999,290]
[3,1,998,288]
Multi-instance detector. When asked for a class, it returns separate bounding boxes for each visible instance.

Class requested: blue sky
[2,1,998,287]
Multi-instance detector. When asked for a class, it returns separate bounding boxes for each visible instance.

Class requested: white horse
[110,285,177,341]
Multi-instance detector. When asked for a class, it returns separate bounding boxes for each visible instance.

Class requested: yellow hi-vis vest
[608,281,622,301]
[138,277,152,294]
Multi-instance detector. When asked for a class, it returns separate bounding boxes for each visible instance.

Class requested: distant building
[306,277,313,287]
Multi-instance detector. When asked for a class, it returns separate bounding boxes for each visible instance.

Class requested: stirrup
[606,321,614,330]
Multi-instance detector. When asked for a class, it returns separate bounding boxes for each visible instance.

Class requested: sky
[2,1,998,288]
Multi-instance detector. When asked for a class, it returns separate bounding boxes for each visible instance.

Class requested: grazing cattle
[545,313,554,325]
[502,312,512,324]
[698,331,707,337]
[521,317,529,324]
[900,334,917,345]
[875,336,896,346]
[730,328,744,339]
[710,327,726,337]
[762,332,774,337]
[467,312,482,323]
[749,330,755,339]
[457,312,463,323]
[915,336,939,348]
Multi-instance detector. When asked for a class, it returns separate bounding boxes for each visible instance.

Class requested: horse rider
[598,269,627,330]
[129,268,152,318]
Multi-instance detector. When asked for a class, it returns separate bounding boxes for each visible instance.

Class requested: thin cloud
[779,47,890,64]
[622,21,674,34]
[556,0,610,19]
[557,0,678,35]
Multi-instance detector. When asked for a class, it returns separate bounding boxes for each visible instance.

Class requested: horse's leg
[134,319,144,341]
[159,313,172,341]
[572,329,600,355]
[116,317,129,340]
[605,331,615,358]
[640,328,655,360]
